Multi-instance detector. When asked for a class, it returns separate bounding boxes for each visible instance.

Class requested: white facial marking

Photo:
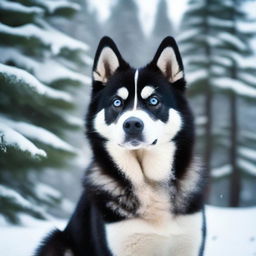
[117,87,129,100]
[94,47,119,83]
[141,86,155,99]
[133,69,139,110]
[94,108,182,150]
[157,47,183,83]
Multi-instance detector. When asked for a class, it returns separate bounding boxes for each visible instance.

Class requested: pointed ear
[92,36,129,84]
[148,36,184,83]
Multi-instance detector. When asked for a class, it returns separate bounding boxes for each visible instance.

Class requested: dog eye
[148,96,159,106]
[112,98,123,107]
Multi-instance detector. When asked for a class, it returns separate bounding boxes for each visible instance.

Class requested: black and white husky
[36,36,207,256]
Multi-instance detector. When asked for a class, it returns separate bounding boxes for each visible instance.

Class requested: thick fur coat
[35,36,207,256]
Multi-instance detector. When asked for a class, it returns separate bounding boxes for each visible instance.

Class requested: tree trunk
[229,1,240,207]
[203,2,213,198]
[229,65,240,207]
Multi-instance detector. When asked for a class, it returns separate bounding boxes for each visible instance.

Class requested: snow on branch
[239,147,256,162]
[0,0,43,15]
[238,20,256,34]
[218,33,247,51]
[239,159,256,176]
[0,63,72,102]
[0,184,48,219]
[34,0,80,14]
[212,56,232,67]
[195,116,207,126]
[186,70,208,84]
[0,116,75,153]
[0,22,88,55]
[0,47,91,85]
[213,77,256,97]
[0,123,46,158]
[240,73,256,86]
[211,164,231,178]
[177,28,199,42]
[208,17,233,28]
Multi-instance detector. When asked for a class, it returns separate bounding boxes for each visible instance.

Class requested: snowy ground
[0,206,255,256]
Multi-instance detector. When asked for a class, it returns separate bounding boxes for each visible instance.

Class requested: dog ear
[92,36,129,85]
[148,36,184,83]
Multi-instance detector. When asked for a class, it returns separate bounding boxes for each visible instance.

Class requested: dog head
[87,36,189,150]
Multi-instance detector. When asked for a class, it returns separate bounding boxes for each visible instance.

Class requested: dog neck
[105,141,177,186]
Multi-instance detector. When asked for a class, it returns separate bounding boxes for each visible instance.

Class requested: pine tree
[0,0,90,223]
[50,0,102,56]
[179,0,256,206]
[106,0,145,66]
[152,0,174,44]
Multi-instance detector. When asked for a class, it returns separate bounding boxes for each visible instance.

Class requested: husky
[35,36,207,256]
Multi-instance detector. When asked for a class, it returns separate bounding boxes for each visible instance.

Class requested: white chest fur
[104,142,203,256]
[105,212,202,256]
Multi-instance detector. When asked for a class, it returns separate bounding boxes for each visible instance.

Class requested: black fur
[35,36,207,256]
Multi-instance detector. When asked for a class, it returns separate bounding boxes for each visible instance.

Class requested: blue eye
[113,98,123,107]
[148,96,159,106]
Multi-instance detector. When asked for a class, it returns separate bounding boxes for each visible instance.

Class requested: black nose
[123,117,144,135]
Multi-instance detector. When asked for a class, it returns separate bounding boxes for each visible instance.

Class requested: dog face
[90,36,186,150]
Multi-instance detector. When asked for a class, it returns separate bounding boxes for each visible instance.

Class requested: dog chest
[105,211,203,256]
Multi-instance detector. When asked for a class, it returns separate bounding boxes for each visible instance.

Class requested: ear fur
[149,36,184,83]
[92,36,129,84]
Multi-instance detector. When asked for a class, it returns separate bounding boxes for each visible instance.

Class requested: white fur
[94,108,182,150]
[93,47,119,83]
[105,211,203,256]
[87,166,123,196]
[175,159,203,212]
[157,47,183,83]
[141,86,155,99]
[133,69,139,110]
[117,87,129,100]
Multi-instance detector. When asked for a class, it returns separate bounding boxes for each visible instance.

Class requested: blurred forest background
[0,0,256,224]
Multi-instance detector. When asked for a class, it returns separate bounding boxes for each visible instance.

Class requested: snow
[0,47,91,85]
[186,70,208,84]
[211,165,231,178]
[206,35,222,47]
[218,33,247,51]
[208,17,233,28]
[239,159,256,176]
[0,63,72,102]
[0,205,255,256]
[0,115,75,153]
[204,206,256,256]
[0,185,38,210]
[0,215,65,256]
[0,0,43,15]
[239,147,256,162]
[238,20,256,34]
[177,28,199,41]
[212,56,232,67]
[0,22,88,55]
[214,78,256,98]
[35,183,61,201]
[195,116,207,126]
[34,0,80,14]
[0,123,46,158]
[0,185,48,220]
[240,73,256,86]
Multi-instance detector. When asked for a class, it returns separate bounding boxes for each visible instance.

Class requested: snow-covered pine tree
[179,0,256,206]
[0,0,90,223]
[49,0,102,56]
[226,0,256,206]
[106,0,145,66]
[151,0,174,46]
